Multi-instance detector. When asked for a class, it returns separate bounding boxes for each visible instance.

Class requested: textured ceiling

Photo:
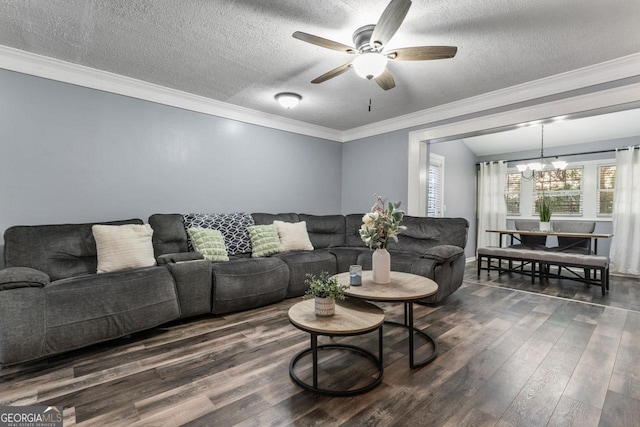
[1,0,639,130]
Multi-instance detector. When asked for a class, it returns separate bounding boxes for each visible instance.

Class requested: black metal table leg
[384,302,438,369]
[289,326,384,396]
[311,332,318,389]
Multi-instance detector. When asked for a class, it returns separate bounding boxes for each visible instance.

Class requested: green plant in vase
[304,272,349,316]
[539,198,552,231]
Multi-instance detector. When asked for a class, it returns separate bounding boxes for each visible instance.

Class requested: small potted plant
[304,272,349,316]
[539,198,552,231]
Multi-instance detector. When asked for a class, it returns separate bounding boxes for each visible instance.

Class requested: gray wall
[430,140,479,258]
[0,69,343,247]
[341,130,479,259]
[341,128,410,215]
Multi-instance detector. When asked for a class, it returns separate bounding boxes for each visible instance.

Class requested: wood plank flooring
[467,260,640,311]
[1,264,639,426]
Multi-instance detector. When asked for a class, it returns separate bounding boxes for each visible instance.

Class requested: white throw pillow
[273,220,314,252]
[92,224,157,273]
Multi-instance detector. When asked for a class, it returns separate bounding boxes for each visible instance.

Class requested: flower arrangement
[304,272,349,300]
[359,194,406,249]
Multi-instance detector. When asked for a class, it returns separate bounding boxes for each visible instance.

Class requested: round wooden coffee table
[288,298,384,396]
[335,270,439,369]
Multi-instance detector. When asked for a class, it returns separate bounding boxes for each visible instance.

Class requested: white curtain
[610,147,640,276]
[477,161,507,251]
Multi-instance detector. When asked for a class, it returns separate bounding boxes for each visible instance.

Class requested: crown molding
[343,52,640,142]
[0,45,343,142]
[2,44,640,144]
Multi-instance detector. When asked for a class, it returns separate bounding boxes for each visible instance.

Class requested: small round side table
[288,298,384,396]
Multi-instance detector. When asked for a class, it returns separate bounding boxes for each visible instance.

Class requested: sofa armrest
[421,245,464,263]
[156,252,205,265]
[0,267,50,291]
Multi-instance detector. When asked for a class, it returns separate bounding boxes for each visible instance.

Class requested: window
[427,154,444,217]
[597,165,616,216]
[505,173,521,215]
[533,167,583,216]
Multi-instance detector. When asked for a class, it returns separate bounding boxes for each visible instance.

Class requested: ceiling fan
[292,0,457,90]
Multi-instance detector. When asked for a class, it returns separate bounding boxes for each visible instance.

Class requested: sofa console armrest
[157,252,204,265]
[421,245,464,263]
[0,267,50,291]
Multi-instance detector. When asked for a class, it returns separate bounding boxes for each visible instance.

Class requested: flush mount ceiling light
[275,92,302,109]
[352,52,388,80]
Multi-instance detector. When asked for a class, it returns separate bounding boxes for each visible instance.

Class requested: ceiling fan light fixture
[275,92,302,109]
[353,53,388,80]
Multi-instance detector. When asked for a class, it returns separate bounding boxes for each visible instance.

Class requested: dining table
[485,228,613,254]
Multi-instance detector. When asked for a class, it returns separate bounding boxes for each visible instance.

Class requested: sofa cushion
[421,245,465,263]
[345,214,368,247]
[274,251,337,297]
[187,227,229,262]
[247,224,284,258]
[210,258,288,314]
[0,267,50,291]
[4,219,144,281]
[387,216,469,253]
[274,221,314,251]
[92,224,157,273]
[156,252,205,265]
[149,214,189,257]
[252,213,299,225]
[183,213,254,255]
[43,266,180,354]
[299,214,346,248]
[166,260,213,318]
[325,247,370,273]
[357,250,420,273]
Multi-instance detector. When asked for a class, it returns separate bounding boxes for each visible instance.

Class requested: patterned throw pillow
[183,213,255,255]
[273,220,314,251]
[187,227,229,262]
[247,225,284,258]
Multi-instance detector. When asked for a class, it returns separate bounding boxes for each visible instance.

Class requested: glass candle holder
[349,265,362,286]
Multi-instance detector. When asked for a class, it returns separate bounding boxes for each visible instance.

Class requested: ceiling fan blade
[293,31,355,54]
[311,62,353,84]
[374,68,396,90]
[388,46,457,61]
[371,0,412,48]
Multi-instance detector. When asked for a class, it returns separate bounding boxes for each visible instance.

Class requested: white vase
[315,297,335,316]
[539,221,551,232]
[372,248,391,284]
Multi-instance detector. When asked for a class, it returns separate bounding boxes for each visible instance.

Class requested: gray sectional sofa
[0,213,468,366]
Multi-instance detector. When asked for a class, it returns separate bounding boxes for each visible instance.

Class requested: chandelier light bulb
[353,53,388,80]
[552,160,568,170]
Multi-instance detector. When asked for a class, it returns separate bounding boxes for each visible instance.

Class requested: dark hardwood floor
[467,260,640,311]
[2,263,639,426]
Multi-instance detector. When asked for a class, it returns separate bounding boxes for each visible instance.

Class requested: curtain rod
[477,145,639,165]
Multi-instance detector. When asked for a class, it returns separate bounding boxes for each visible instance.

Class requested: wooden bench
[477,247,609,295]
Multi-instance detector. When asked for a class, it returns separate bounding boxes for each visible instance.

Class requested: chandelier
[516,125,567,180]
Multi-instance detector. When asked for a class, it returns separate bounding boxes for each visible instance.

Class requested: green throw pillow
[187,227,229,262]
[248,224,284,258]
